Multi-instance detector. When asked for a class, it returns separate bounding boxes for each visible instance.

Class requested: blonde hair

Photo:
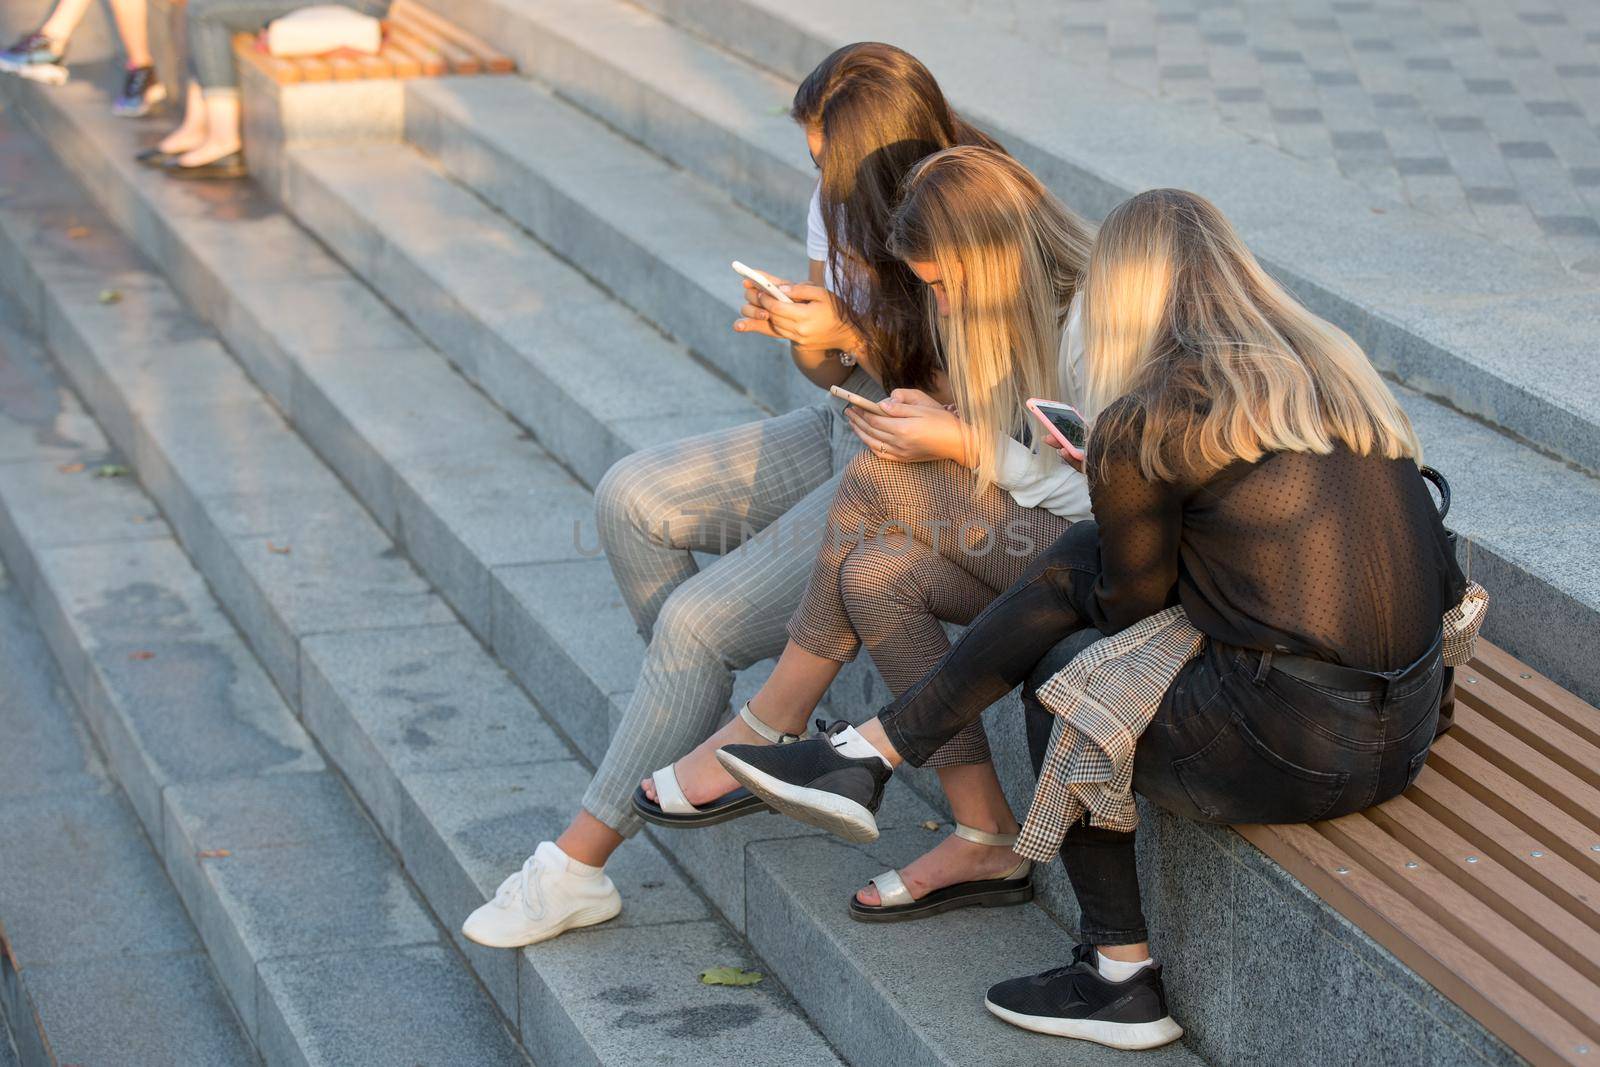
[889,147,1095,491]
[1082,188,1421,482]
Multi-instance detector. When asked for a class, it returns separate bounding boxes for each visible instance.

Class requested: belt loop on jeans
[1254,650,1274,684]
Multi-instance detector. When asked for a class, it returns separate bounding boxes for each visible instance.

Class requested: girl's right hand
[733,273,793,338]
[740,282,857,352]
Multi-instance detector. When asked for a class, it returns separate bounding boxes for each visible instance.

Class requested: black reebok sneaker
[715,719,893,843]
[984,945,1184,1050]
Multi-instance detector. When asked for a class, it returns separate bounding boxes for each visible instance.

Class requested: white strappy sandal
[850,823,1035,923]
[633,703,804,828]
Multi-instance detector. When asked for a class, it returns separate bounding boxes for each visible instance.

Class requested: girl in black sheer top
[716,188,1466,1051]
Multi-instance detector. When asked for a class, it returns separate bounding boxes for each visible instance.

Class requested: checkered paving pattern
[965,0,1600,279]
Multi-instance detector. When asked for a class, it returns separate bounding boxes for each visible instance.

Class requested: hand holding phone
[829,384,889,416]
[732,261,794,304]
[1026,398,1088,464]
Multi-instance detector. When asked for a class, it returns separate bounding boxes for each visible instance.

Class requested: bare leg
[176,90,239,166]
[555,809,625,869]
[1100,942,1152,961]
[39,0,96,43]
[107,0,152,68]
[641,641,841,807]
[158,81,206,152]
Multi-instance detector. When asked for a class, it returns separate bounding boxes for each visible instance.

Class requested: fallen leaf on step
[699,966,763,987]
[97,289,122,305]
[66,226,90,239]
[128,650,155,661]
[57,462,85,474]
[93,464,129,478]
[266,541,292,555]
[921,820,940,831]
[197,849,231,859]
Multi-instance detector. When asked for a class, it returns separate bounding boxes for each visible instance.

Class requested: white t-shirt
[807,182,846,296]
[993,295,1091,520]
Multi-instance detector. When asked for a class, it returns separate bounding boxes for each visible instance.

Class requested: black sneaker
[715,719,892,843]
[113,65,166,117]
[984,945,1184,1050]
[0,31,67,84]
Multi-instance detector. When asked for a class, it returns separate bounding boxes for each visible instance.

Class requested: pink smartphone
[1026,398,1087,462]
[829,384,888,416]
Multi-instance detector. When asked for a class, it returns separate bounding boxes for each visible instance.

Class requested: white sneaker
[462,841,621,948]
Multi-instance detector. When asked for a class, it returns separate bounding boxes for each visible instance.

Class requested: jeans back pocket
[1173,712,1350,824]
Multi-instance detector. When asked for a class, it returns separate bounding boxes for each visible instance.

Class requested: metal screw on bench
[1464,677,1476,684]
[1530,850,1544,858]
[1405,861,1419,870]
[1520,673,1532,679]
[1465,855,1479,864]
[1592,844,1600,852]
[1335,866,1350,875]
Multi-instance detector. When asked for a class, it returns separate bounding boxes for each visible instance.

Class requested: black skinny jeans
[880,522,1445,945]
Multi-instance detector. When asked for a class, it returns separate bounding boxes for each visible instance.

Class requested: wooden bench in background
[233,0,515,84]
[1241,639,1600,1066]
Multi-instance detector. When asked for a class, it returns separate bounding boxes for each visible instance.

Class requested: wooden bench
[1239,639,1600,1066]
[233,0,515,84]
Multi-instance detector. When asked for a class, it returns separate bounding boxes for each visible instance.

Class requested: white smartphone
[732,260,794,304]
[1026,398,1088,463]
[829,384,888,416]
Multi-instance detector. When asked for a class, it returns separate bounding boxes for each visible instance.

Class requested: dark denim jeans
[881,522,1445,944]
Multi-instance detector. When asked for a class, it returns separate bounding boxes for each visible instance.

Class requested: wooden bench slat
[382,26,448,77]
[1408,766,1600,935]
[294,54,335,82]
[392,15,480,75]
[1321,814,1600,1029]
[327,53,365,81]
[1241,821,1597,1067]
[1456,671,1600,790]
[389,0,515,72]
[233,32,301,84]
[1366,795,1600,983]
[1427,736,1600,871]
[1471,643,1600,751]
[378,40,422,79]
[1450,705,1600,833]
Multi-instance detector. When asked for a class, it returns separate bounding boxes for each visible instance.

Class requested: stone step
[0,258,528,1067]
[403,74,817,414]
[612,0,1600,477]
[405,0,811,242]
[0,106,833,1066]
[0,415,254,1066]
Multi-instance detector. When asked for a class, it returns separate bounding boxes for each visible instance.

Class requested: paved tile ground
[963,0,1600,279]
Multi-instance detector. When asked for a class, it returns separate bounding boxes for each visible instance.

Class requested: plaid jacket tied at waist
[1015,581,1491,863]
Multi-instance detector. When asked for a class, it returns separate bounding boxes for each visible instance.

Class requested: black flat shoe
[632,783,770,828]
[136,146,176,167]
[161,151,247,180]
[716,719,892,843]
[984,945,1185,1050]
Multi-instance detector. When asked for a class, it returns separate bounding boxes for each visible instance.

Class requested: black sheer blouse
[1083,400,1466,672]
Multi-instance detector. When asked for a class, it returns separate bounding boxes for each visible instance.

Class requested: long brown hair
[1084,188,1421,483]
[890,147,1094,492]
[792,43,1001,392]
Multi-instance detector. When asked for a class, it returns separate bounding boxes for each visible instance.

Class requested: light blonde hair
[888,147,1095,492]
[1082,188,1421,482]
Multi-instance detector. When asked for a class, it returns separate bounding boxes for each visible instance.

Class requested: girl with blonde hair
[641,145,1097,921]
[718,188,1467,1048]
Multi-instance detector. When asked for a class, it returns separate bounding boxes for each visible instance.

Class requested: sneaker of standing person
[0,31,68,84]
[461,841,621,949]
[113,64,164,117]
[983,944,1184,1050]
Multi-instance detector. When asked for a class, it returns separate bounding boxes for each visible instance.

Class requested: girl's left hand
[846,389,976,466]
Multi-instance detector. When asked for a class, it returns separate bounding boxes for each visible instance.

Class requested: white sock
[1097,953,1153,982]
[830,724,893,769]
[546,842,602,878]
